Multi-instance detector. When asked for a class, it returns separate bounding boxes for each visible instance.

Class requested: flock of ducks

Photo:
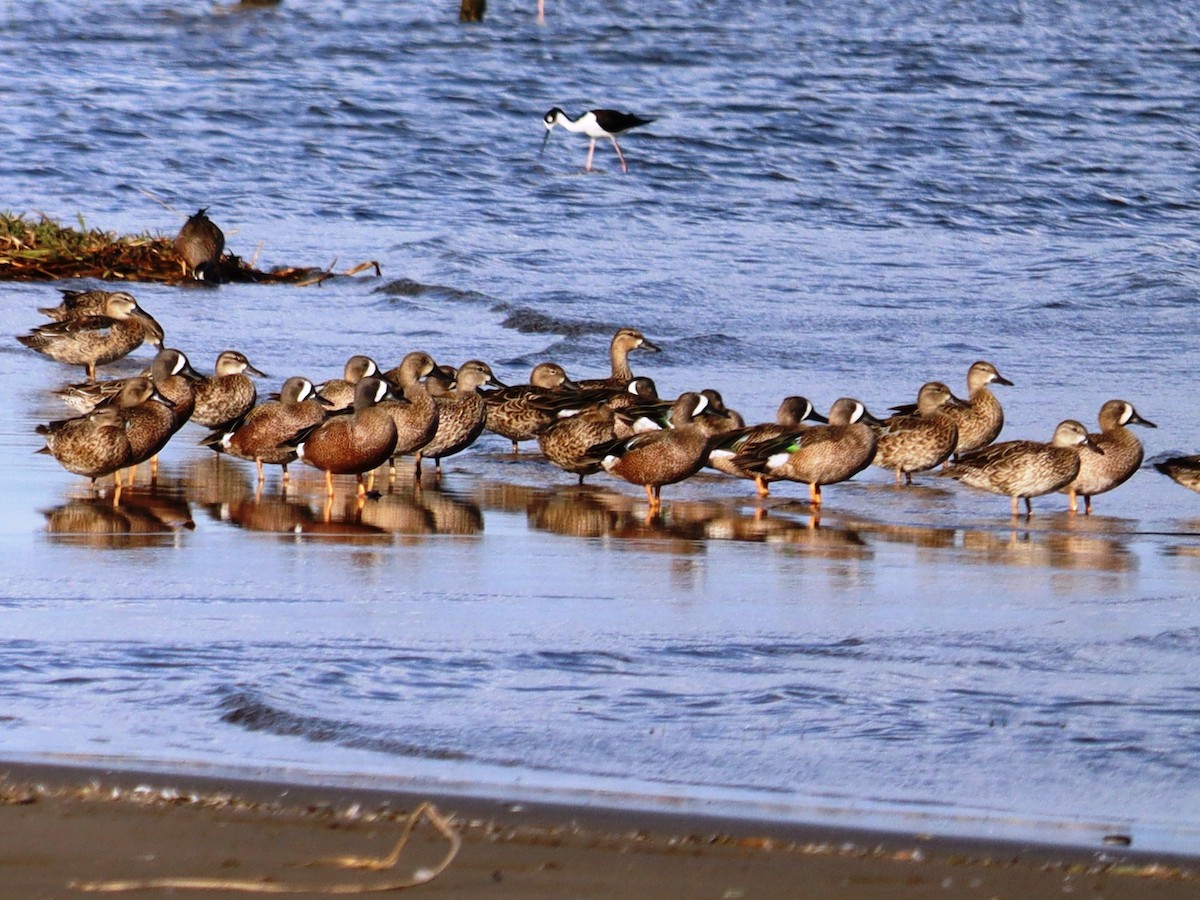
[15,283,1200,518]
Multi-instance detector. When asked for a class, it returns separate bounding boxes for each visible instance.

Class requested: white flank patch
[767,452,790,470]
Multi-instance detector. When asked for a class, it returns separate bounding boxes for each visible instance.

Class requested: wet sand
[1,761,1196,899]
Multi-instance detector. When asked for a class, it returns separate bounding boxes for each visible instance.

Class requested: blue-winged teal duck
[484,361,578,452]
[891,361,1013,457]
[38,288,118,322]
[533,378,658,482]
[192,350,267,429]
[380,351,442,480]
[873,382,966,484]
[537,403,617,483]
[707,396,828,495]
[729,398,882,506]
[203,376,330,485]
[317,355,380,412]
[617,386,742,439]
[109,375,178,481]
[418,360,504,476]
[1155,455,1200,494]
[18,291,165,381]
[55,347,199,418]
[1059,399,1155,514]
[296,377,399,497]
[575,328,660,390]
[174,208,225,280]
[36,405,133,485]
[586,392,715,512]
[943,419,1102,518]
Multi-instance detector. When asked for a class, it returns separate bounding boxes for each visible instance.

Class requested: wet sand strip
[0,761,1195,898]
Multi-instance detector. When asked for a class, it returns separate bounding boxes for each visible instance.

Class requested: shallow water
[3,0,1200,854]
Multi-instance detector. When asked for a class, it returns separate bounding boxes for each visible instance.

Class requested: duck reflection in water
[43,477,194,549]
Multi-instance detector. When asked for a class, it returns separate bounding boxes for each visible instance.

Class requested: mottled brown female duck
[1155,456,1200,493]
[54,347,200,419]
[295,377,399,497]
[707,396,828,496]
[36,406,133,486]
[380,350,442,480]
[18,292,165,381]
[1059,399,1155,514]
[38,288,118,321]
[484,361,578,452]
[537,403,617,483]
[417,360,504,476]
[942,419,1102,518]
[192,350,267,429]
[110,376,179,481]
[873,382,966,484]
[317,355,380,412]
[730,398,882,506]
[575,328,660,390]
[174,208,225,280]
[586,392,715,512]
[891,361,1013,457]
[202,376,330,486]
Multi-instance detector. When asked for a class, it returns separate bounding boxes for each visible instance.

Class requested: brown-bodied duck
[942,419,1103,518]
[586,392,716,512]
[890,361,1013,457]
[417,360,504,476]
[174,208,225,280]
[192,350,267,428]
[1155,455,1200,494]
[616,386,741,438]
[295,377,399,497]
[54,347,200,419]
[1059,399,1155,514]
[707,396,827,495]
[38,288,120,322]
[575,328,660,390]
[17,292,165,381]
[317,354,380,412]
[109,376,179,481]
[873,382,966,484]
[484,361,577,452]
[729,398,882,506]
[36,405,133,486]
[202,376,330,485]
[537,403,618,484]
[380,351,442,480]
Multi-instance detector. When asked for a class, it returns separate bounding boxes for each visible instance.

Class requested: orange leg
[324,469,335,497]
[809,482,823,507]
[754,475,770,498]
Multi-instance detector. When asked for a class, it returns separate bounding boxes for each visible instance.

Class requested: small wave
[217,689,469,760]
[498,308,612,337]
[373,278,487,304]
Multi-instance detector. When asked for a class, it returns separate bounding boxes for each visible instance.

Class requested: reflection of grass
[0,211,379,285]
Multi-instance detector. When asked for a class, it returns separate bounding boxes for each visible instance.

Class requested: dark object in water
[174,208,226,280]
[460,0,485,22]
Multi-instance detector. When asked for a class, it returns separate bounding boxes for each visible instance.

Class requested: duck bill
[1131,412,1157,428]
[859,408,886,428]
[558,377,581,391]
[993,374,1015,387]
[806,409,830,425]
[245,363,268,378]
[639,339,661,353]
[134,310,165,348]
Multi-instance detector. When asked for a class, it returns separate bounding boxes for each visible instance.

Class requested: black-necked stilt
[541,108,654,174]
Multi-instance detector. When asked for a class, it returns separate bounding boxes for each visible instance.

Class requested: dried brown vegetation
[0,212,379,286]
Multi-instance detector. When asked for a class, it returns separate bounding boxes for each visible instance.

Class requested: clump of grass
[0,211,378,285]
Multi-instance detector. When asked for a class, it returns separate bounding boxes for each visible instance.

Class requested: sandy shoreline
[0,760,1195,898]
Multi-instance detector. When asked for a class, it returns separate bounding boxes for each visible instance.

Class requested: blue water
[2,0,1200,854]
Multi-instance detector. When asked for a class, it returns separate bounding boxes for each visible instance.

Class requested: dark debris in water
[0,212,380,286]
